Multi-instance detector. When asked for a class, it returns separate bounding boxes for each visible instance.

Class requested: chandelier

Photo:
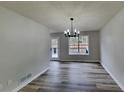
[64,18,80,37]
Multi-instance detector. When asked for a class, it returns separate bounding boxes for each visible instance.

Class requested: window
[69,36,89,55]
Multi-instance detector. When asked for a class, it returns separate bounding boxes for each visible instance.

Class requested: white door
[51,38,58,59]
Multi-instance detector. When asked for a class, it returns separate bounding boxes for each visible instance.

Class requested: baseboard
[12,67,49,92]
[50,59,60,61]
[59,60,100,63]
[101,63,124,91]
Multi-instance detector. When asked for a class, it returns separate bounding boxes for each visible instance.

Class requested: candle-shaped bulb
[64,30,67,34]
[77,30,80,34]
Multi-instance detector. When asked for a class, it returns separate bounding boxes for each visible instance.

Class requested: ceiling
[0,1,124,32]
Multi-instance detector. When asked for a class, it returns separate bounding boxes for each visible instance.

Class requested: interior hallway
[19,61,122,92]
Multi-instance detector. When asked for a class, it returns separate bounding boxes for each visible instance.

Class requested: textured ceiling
[0,1,124,32]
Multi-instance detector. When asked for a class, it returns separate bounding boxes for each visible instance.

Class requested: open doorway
[51,38,59,60]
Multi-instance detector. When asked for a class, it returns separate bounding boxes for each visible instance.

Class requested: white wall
[0,6,51,91]
[100,8,124,90]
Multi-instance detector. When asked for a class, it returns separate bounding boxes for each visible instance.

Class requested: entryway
[51,38,59,60]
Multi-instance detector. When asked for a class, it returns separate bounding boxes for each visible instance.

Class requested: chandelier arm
[64,18,80,37]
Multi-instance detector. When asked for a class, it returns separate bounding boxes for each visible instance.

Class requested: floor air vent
[20,73,32,83]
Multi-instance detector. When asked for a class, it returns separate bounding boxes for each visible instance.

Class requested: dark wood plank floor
[19,61,122,92]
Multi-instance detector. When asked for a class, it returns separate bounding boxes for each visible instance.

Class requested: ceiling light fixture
[64,18,80,37]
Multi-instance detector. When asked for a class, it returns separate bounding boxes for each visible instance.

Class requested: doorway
[51,38,59,60]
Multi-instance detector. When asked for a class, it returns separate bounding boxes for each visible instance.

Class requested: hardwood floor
[19,61,122,92]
